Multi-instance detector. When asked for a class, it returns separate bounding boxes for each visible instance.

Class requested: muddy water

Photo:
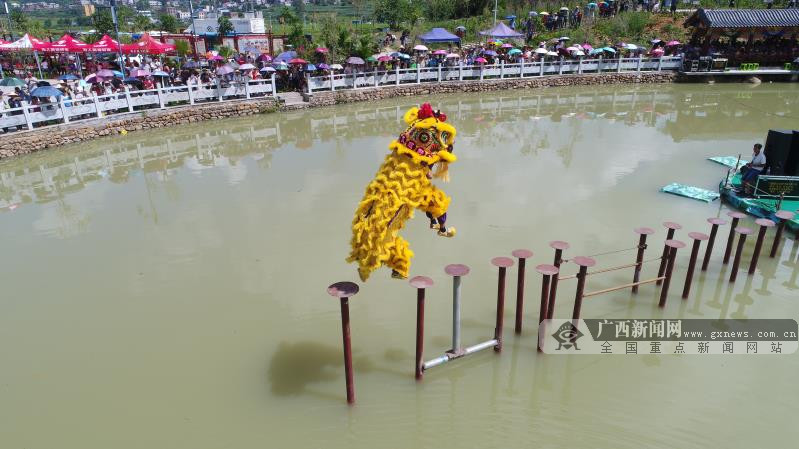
[0,83,798,449]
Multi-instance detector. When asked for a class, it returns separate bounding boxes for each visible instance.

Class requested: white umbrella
[239,63,256,70]
[534,48,548,54]
[546,51,559,57]
[624,44,638,50]
[572,50,585,56]
[566,46,580,52]
[330,64,344,70]
[413,44,429,51]
[446,53,460,58]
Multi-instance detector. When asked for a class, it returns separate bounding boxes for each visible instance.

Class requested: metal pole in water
[748,218,775,275]
[657,222,682,285]
[730,227,752,283]
[632,227,654,293]
[327,281,360,405]
[445,264,470,355]
[702,217,727,271]
[659,240,685,307]
[491,257,514,352]
[512,249,533,334]
[571,256,596,320]
[536,264,559,352]
[723,212,746,264]
[682,232,708,299]
[410,276,433,381]
[547,241,570,320]
[770,211,795,258]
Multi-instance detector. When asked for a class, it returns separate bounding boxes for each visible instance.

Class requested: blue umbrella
[589,48,604,55]
[58,74,79,81]
[306,64,317,71]
[123,77,139,83]
[0,77,25,86]
[275,51,297,62]
[183,60,199,69]
[112,70,124,77]
[152,70,170,77]
[483,50,498,56]
[602,47,617,53]
[30,86,64,98]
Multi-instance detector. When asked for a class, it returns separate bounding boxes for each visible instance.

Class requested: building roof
[686,8,799,29]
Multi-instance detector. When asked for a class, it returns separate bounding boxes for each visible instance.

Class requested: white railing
[0,75,277,133]
[307,56,683,93]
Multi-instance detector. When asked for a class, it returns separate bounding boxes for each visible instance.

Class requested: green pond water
[1,83,798,449]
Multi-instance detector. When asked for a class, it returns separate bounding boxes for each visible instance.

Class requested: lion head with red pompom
[391,103,457,178]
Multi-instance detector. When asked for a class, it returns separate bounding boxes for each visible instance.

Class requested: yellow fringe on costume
[347,105,457,281]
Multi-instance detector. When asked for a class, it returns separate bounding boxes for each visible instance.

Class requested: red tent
[0,34,50,52]
[85,35,122,53]
[41,34,89,53]
[122,33,175,55]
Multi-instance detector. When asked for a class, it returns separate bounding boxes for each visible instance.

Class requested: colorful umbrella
[315,47,329,53]
[666,40,681,46]
[432,49,447,55]
[289,58,307,64]
[378,55,392,62]
[256,54,272,62]
[501,43,513,48]
[474,57,487,63]
[446,53,460,58]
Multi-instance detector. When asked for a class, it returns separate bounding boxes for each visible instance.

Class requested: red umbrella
[315,47,329,53]
[256,54,272,62]
[289,58,307,64]
[377,55,391,62]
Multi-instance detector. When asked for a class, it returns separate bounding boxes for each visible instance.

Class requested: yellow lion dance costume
[347,103,457,281]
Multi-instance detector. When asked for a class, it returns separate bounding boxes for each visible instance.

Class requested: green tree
[373,0,420,29]
[10,10,27,34]
[158,14,179,33]
[291,0,305,18]
[277,6,298,25]
[286,21,305,51]
[217,15,234,44]
[132,15,151,32]
[91,10,115,36]
[174,39,190,58]
[43,19,52,29]
[217,45,233,58]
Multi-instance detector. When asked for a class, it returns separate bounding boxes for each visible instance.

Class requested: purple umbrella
[318,63,330,70]
[130,68,151,77]
[483,50,498,56]
[215,65,235,75]
[346,56,365,65]
[96,69,117,78]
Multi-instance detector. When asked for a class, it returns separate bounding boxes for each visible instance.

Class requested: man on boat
[740,143,766,195]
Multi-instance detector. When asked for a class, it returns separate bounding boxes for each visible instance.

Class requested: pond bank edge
[1,72,676,159]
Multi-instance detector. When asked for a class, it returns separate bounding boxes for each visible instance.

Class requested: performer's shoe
[437,227,456,238]
[429,221,440,230]
[391,270,408,280]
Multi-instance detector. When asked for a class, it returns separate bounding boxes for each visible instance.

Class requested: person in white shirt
[741,143,766,194]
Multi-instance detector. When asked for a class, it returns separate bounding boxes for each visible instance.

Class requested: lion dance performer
[347,103,458,281]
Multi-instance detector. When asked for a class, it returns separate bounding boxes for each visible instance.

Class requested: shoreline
[1,71,676,159]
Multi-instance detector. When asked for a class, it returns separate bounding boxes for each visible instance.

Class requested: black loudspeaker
[763,129,794,175]
[789,131,799,176]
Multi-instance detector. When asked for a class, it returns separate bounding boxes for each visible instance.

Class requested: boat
[717,129,799,233]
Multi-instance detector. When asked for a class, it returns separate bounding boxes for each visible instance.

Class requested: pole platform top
[727,211,747,219]
[573,256,596,267]
[327,281,359,298]
[491,257,515,268]
[535,264,559,275]
[734,226,753,235]
[688,232,709,241]
[663,221,682,230]
[707,217,727,226]
[755,218,776,228]
[409,276,434,289]
[775,210,796,220]
[512,249,534,259]
[549,240,570,250]
[445,264,470,276]
[665,239,686,249]
[635,227,655,235]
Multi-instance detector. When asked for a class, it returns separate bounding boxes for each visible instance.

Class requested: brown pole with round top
[657,222,682,285]
[410,276,433,381]
[723,212,746,264]
[571,256,596,321]
[682,232,708,299]
[748,218,775,275]
[547,240,570,320]
[492,257,515,352]
[512,249,534,334]
[327,281,360,405]
[632,227,654,293]
[659,239,685,307]
[536,264,559,352]
[730,227,752,283]
[702,217,727,271]
[770,211,795,258]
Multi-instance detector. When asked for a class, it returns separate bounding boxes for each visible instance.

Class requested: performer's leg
[386,236,412,279]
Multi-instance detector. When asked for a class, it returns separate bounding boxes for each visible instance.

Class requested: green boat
[716,130,799,233]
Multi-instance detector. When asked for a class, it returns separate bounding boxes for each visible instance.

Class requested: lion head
[390,103,457,169]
